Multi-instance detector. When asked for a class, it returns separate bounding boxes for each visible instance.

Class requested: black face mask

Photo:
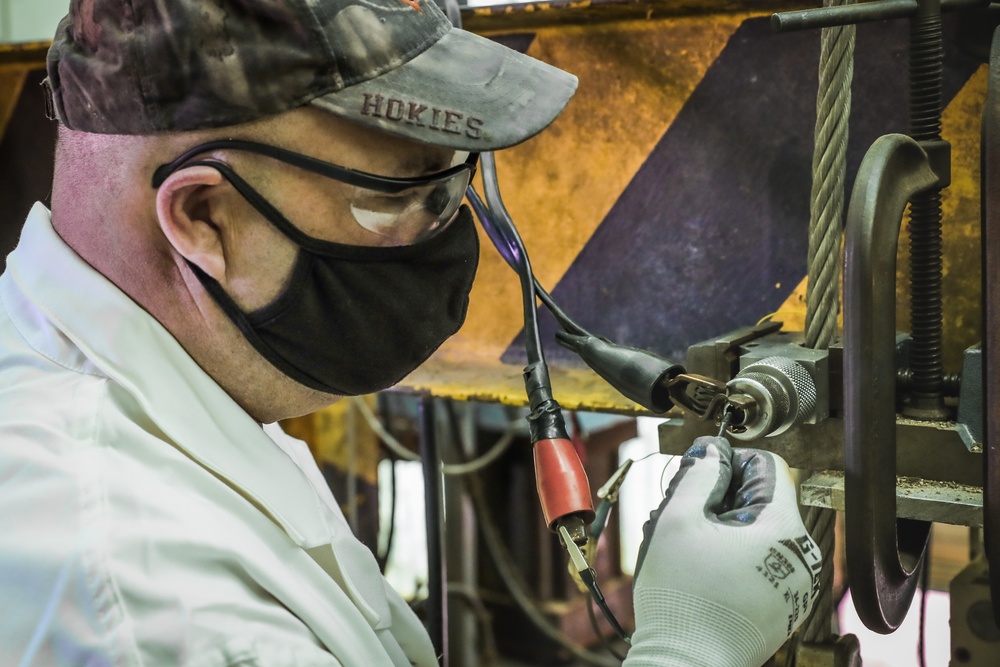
[186,163,480,396]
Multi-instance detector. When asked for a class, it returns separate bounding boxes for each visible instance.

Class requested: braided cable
[800,0,856,650]
[804,0,856,350]
[801,506,837,643]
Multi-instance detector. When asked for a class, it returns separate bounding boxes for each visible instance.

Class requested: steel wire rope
[800,0,857,650]
[353,396,518,476]
[804,0,856,351]
[800,505,839,643]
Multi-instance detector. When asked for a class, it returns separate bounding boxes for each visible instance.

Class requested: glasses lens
[348,153,472,246]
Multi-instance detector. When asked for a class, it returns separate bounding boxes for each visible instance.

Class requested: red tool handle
[533,438,595,530]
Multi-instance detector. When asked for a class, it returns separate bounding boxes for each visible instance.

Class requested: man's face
[211,107,467,312]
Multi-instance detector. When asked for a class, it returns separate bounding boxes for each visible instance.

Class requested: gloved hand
[624,436,821,667]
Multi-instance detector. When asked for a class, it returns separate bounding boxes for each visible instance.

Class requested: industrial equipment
[7,0,1000,664]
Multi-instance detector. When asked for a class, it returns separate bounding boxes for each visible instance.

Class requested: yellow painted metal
[774,64,986,371]
[461,0,809,32]
[283,396,381,487]
[1,13,984,413]
[401,6,989,412]
[0,42,47,139]
[403,9,767,414]
[896,65,985,371]
[0,69,27,137]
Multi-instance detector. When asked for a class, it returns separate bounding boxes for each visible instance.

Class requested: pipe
[420,395,448,664]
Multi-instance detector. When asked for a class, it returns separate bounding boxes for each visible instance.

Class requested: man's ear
[154,166,228,281]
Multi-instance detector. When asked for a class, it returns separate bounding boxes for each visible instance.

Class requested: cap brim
[310,28,577,151]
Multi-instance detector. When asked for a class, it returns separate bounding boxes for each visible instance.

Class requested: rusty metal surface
[982,23,1000,628]
[408,8,755,412]
[0,41,48,65]
[403,352,655,413]
[660,414,983,484]
[801,471,984,526]
[0,15,988,414]
[405,7,986,409]
[461,0,809,32]
[950,558,1000,665]
[0,42,46,139]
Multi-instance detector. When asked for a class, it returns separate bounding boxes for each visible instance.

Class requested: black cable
[476,154,545,366]
[588,592,627,661]
[467,183,682,414]
[578,568,630,643]
[535,280,590,336]
[918,529,932,667]
[466,186,588,337]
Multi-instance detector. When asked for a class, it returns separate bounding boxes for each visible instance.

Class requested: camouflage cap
[46,0,577,150]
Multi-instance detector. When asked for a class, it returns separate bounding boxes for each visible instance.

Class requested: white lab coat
[0,203,438,666]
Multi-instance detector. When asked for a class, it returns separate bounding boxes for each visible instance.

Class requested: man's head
[46,0,576,423]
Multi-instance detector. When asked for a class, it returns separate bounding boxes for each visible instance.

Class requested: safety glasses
[152,139,479,246]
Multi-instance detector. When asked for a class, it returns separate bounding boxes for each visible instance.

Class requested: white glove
[624,436,822,667]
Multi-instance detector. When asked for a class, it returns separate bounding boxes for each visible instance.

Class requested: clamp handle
[772,0,987,33]
[843,133,939,632]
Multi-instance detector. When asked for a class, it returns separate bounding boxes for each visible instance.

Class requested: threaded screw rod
[904,0,948,419]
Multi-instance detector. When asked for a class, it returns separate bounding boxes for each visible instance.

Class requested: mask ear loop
[152,158,342,393]
[182,255,345,395]
[170,160,340,254]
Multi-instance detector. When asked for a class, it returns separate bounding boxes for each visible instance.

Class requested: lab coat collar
[6,203,334,550]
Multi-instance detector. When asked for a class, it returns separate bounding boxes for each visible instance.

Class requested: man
[0,0,820,665]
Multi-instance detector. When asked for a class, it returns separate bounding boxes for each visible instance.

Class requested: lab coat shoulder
[0,277,134,665]
[0,206,435,666]
[0,278,346,666]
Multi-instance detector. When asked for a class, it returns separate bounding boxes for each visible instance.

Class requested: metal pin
[717,408,734,438]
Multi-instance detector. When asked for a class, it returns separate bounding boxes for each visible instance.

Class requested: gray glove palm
[624,436,821,667]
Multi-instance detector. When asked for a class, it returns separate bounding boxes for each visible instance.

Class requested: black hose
[466,186,589,337]
[477,154,545,367]
[917,529,932,667]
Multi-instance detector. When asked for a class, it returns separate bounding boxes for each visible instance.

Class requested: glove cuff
[625,588,768,667]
